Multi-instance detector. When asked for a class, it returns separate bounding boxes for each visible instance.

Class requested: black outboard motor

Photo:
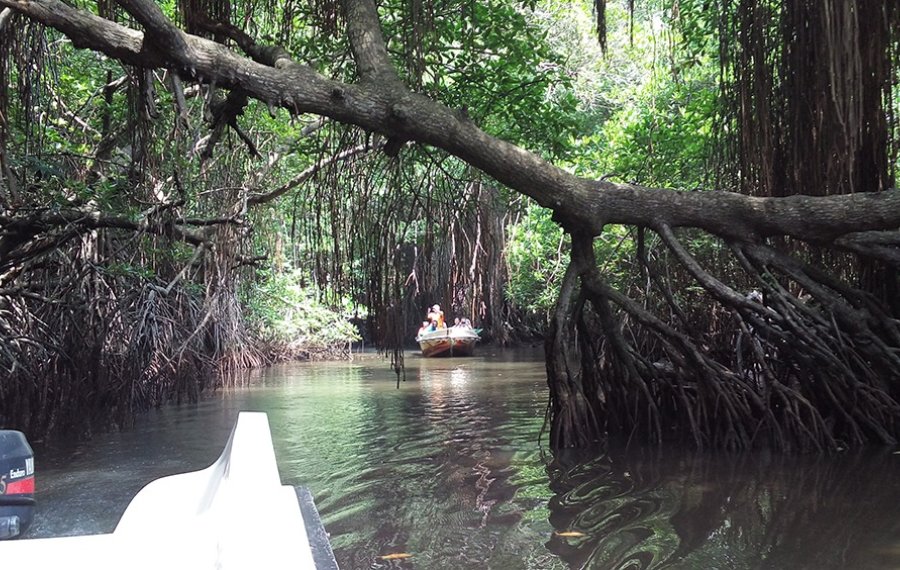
[0,430,35,539]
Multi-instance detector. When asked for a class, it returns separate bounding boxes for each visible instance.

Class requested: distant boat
[416,327,480,357]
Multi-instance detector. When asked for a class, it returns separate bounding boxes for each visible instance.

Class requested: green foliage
[501,1,720,328]
[586,77,718,188]
[382,0,583,158]
[548,0,720,189]
[505,203,567,315]
[244,267,361,350]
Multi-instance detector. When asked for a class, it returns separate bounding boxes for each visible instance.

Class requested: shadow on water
[546,444,900,569]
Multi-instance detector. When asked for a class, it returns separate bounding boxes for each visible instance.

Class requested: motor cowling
[0,430,35,539]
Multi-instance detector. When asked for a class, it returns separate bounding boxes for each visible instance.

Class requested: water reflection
[263,355,558,570]
[23,352,900,570]
[546,445,900,569]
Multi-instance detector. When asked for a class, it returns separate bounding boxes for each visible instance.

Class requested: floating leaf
[378,553,414,560]
[554,531,586,537]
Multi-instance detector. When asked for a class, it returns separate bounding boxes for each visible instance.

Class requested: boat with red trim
[415,327,480,357]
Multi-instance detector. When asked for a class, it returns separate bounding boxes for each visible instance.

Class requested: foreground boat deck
[0,413,337,569]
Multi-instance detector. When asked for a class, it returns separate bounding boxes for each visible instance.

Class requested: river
[25,349,900,569]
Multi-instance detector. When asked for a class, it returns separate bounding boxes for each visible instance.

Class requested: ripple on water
[25,354,900,570]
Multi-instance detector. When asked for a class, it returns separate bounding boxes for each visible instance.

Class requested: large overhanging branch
[2,0,900,248]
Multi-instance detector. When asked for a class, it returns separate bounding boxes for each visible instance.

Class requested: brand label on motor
[0,472,34,495]
[25,458,33,476]
[9,468,25,479]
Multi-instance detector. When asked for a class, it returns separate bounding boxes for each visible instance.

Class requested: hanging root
[548,227,900,451]
[544,233,603,448]
[0,213,266,437]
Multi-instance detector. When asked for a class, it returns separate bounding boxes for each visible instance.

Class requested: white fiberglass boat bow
[0,412,337,570]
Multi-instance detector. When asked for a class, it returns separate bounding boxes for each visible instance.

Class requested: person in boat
[418,321,431,336]
[427,304,445,329]
[460,317,472,328]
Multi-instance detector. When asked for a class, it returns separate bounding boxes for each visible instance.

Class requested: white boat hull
[416,328,480,357]
[0,412,335,569]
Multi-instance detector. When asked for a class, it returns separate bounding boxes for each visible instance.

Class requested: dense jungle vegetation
[0,0,898,449]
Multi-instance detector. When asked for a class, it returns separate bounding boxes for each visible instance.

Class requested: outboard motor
[0,430,35,539]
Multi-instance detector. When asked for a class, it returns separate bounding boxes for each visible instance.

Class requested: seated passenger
[427,304,445,328]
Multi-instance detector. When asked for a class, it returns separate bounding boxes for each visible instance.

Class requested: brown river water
[24,349,900,569]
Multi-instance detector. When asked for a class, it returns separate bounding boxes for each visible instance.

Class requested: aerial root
[546,230,900,451]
